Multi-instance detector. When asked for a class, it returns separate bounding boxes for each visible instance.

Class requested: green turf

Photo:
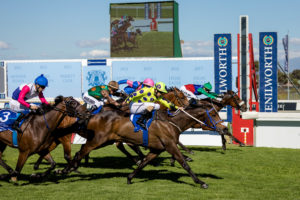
[0,144,299,200]
[111,32,174,57]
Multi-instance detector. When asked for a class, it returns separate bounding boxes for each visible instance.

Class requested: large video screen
[110,1,175,57]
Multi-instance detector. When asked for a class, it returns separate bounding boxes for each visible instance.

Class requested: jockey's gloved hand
[215,97,222,101]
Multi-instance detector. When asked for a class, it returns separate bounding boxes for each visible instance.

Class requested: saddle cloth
[129,111,155,147]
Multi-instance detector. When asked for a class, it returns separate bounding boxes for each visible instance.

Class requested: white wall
[242,112,300,149]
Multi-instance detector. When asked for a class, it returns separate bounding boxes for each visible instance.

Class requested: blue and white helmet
[34,74,48,87]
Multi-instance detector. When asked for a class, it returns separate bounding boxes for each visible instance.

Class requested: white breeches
[129,102,160,114]
[9,99,32,112]
[82,92,104,108]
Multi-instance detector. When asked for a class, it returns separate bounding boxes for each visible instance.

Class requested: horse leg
[34,140,59,170]
[165,142,208,189]
[84,153,90,165]
[127,151,161,184]
[31,150,56,179]
[230,135,245,147]
[127,143,145,159]
[0,143,15,179]
[116,142,139,163]
[178,141,194,154]
[34,153,53,170]
[62,140,101,174]
[11,150,30,182]
[221,135,227,151]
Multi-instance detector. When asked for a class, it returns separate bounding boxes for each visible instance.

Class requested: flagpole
[287,34,290,100]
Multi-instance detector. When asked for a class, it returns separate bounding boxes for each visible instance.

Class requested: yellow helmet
[155,82,168,93]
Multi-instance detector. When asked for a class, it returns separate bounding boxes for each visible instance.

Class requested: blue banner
[214,34,232,121]
[259,32,278,112]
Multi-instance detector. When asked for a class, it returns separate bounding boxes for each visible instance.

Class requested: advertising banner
[112,59,215,90]
[7,61,82,98]
[82,65,111,94]
[259,32,278,112]
[214,34,232,121]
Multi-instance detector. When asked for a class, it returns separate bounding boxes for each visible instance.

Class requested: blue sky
[1,0,300,69]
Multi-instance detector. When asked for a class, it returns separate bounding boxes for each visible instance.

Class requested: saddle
[129,111,155,147]
[0,109,28,147]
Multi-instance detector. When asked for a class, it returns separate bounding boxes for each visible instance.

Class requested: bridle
[170,87,188,108]
[52,97,89,120]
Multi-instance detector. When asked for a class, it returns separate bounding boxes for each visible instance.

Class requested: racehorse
[33,88,190,169]
[111,16,134,51]
[60,102,228,189]
[124,29,142,49]
[196,90,247,150]
[0,96,87,182]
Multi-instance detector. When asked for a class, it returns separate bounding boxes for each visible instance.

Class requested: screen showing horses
[110,1,176,57]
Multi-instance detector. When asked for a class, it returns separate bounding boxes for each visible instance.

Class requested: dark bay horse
[61,103,228,189]
[33,88,190,169]
[0,96,87,182]
[195,90,247,150]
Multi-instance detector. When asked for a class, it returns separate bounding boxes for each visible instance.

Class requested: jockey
[118,78,155,95]
[124,81,183,129]
[83,80,121,111]
[180,82,220,102]
[10,74,49,132]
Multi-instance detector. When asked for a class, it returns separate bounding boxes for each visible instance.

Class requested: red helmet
[143,78,154,87]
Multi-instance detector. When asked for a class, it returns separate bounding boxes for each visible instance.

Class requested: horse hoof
[11,176,17,182]
[127,179,132,184]
[201,183,209,189]
[136,160,142,166]
[185,157,193,162]
[30,173,41,179]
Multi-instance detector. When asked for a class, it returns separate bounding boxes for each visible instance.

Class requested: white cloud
[77,37,109,48]
[181,40,213,57]
[80,49,109,58]
[290,38,300,45]
[0,41,10,49]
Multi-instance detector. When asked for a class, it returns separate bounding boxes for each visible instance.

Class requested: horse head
[163,87,189,109]
[53,96,89,119]
[221,90,247,112]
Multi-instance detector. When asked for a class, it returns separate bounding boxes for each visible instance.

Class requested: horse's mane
[102,104,129,117]
[32,95,64,115]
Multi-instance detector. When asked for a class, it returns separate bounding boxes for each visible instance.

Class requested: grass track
[0,144,299,200]
[111,32,173,57]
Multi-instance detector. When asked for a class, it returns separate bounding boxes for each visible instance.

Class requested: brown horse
[33,88,190,169]
[111,16,134,51]
[0,96,87,182]
[195,90,247,150]
[60,102,228,189]
[124,29,142,49]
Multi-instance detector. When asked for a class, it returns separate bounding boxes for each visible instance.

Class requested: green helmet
[203,82,212,91]
[155,82,168,93]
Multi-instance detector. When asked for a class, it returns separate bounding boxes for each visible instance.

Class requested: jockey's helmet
[108,81,119,90]
[34,74,48,87]
[143,78,154,87]
[155,82,168,93]
[204,82,212,91]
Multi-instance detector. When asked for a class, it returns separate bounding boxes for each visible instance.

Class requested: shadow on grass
[30,156,178,171]
[16,169,223,187]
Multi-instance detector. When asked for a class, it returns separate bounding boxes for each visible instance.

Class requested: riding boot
[136,110,152,130]
[12,112,26,133]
